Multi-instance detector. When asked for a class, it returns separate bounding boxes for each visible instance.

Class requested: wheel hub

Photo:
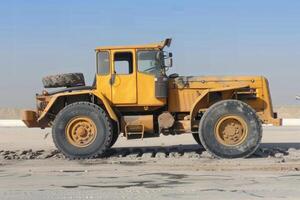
[66,117,97,147]
[215,115,248,146]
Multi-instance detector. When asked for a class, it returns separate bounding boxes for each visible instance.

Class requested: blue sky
[1,0,300,107]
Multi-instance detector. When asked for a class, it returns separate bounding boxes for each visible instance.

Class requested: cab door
[136,50,167,106]
[111,49,137,104]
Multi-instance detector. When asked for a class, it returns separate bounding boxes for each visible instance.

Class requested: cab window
[97,51,110,75]
[137,50,162,76]
[114,52,133,74]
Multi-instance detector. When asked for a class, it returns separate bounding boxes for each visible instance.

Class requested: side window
[137,50,162,76]
[97,51,110,75]
[114,52,133,74]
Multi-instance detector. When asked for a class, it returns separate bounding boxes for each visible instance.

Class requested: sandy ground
[275,105,300,118]
[0,108,22,119]
[0,126,300,199]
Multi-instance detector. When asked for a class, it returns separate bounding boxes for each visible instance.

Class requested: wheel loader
[22,38,281,159]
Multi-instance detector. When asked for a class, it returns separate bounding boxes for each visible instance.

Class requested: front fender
[38,90,118,122]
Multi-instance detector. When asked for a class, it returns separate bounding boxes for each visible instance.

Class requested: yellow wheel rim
[65,116,97,148]
[215,115,248,146]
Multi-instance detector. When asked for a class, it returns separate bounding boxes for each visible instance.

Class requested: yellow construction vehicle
[22,38,281,159]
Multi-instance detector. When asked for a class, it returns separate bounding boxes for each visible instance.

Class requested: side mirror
[163,51,172,58]
[164,57,173,68]
[162,51,173,68]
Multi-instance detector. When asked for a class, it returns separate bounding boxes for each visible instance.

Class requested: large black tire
[199,100,262,159]
[52,102,113,159]
[192,133,202,145]
[109,123,119,148]
[42,73,85,88]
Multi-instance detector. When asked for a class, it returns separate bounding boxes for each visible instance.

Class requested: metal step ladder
[125,123,145,140]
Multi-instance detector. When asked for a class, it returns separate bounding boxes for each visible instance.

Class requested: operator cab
[95,39,173,109]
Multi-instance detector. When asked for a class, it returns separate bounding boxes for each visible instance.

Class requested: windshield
[137,50,164,76]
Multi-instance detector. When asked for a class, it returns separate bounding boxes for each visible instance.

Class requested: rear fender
[190,84,249,130]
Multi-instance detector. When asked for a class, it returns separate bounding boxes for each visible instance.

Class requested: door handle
[110,73,116,85]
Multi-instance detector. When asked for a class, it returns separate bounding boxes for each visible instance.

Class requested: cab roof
[95,38,172,51]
